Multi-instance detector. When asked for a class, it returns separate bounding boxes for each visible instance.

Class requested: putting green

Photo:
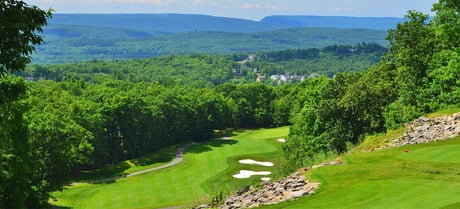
[398,144,460,163]
[51,127,289,209]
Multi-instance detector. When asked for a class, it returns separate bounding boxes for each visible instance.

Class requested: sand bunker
[261,177,271,181]
[239,159,274,167]
[222,137,232,140]
[233,170,271,179]
[277,138,286,143]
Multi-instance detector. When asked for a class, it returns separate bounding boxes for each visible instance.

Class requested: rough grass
[425,106,460,118]
[259,136,460,209]
[51,126,289,209]
[357,107,459,152]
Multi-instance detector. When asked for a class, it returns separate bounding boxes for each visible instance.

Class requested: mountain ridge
[47,13,404,35]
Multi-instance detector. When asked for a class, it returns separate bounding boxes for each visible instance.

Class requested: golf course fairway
[51,127,289,209]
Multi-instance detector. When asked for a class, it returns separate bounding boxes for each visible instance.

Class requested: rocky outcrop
[196,114,459,209]
[194,161,344,209]
[391,113,460,146]
[219,172,319,209]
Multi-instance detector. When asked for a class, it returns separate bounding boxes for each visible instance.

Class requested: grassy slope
[261,110,460,209]
[261,136,460,209]
[51,127,289,209]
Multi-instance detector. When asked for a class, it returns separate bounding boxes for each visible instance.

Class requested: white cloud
[328,7,354,12]
[193,0,218,7]
[239,3,287,11]
[36,0,171,5]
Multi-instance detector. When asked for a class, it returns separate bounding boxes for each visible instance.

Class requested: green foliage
[0,1,52,208]
[0,0,51,75]
[32,27,388,64]
[422,49,460,110]
[432,0,460,49]
[20,43,385,89]
[284,0,460,170]
[249,43,386,78]
[0,76,31,209]
[383,100,421,130]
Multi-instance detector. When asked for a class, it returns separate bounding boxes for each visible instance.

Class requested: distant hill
[32,13,397,63]
[47,14,403,35]
[261,15,404,30]
[48,14,283,34]
[33,27,388,64]
[43,25,155,40]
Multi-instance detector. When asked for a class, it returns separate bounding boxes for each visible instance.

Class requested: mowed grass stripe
[399,144,460,163]
[52,126,289,209]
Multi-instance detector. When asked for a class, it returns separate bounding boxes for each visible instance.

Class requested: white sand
[222,137,232,140]
[261,177,271,181]
[238,159,274,167]
[277,138,286,143]
[232,170,272,179]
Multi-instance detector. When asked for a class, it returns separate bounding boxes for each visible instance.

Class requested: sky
[27,0,436,21]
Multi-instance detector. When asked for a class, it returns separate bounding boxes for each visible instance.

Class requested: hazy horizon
[28,0,435,21]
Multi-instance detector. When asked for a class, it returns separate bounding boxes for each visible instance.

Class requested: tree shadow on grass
[50,203,72,209]
[130,146,177,167]
[73,146,179,184]
[440,202,460,209]
[185,139,238,154]
[74,162,131,183]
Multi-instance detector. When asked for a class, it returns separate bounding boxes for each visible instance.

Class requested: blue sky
[28,0,436,20]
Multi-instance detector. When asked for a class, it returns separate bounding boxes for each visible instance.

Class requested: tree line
[283,0,460,169]
[1,0,460,208]
[20,43,386,87]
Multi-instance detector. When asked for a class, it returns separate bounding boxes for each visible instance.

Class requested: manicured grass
[398,144,460,164]
[51,126,289,209]
[75,145,179,181]
[260,136,460,209]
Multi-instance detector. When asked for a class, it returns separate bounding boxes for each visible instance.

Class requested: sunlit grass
[260,136,460,209]
[51,127,289,209]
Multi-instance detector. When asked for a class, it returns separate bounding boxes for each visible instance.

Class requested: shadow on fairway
[440,202,460,209]
[74,146,179,183]
[75,162,130,183]
[185,139,238,154]
[50,204,72,209]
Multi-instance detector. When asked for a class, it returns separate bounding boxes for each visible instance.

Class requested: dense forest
[33,27,388,64]
[33,14,395,64]
[1,0,460,208]
[22,43,386,86]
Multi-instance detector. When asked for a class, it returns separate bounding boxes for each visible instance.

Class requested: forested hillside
[261,15,403,30]
[33,27,387,64]
[1,0,459,208]
[283,4,460,169]
[47,14,283,34]
[47,14,402,34]
[23,43,386,86]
